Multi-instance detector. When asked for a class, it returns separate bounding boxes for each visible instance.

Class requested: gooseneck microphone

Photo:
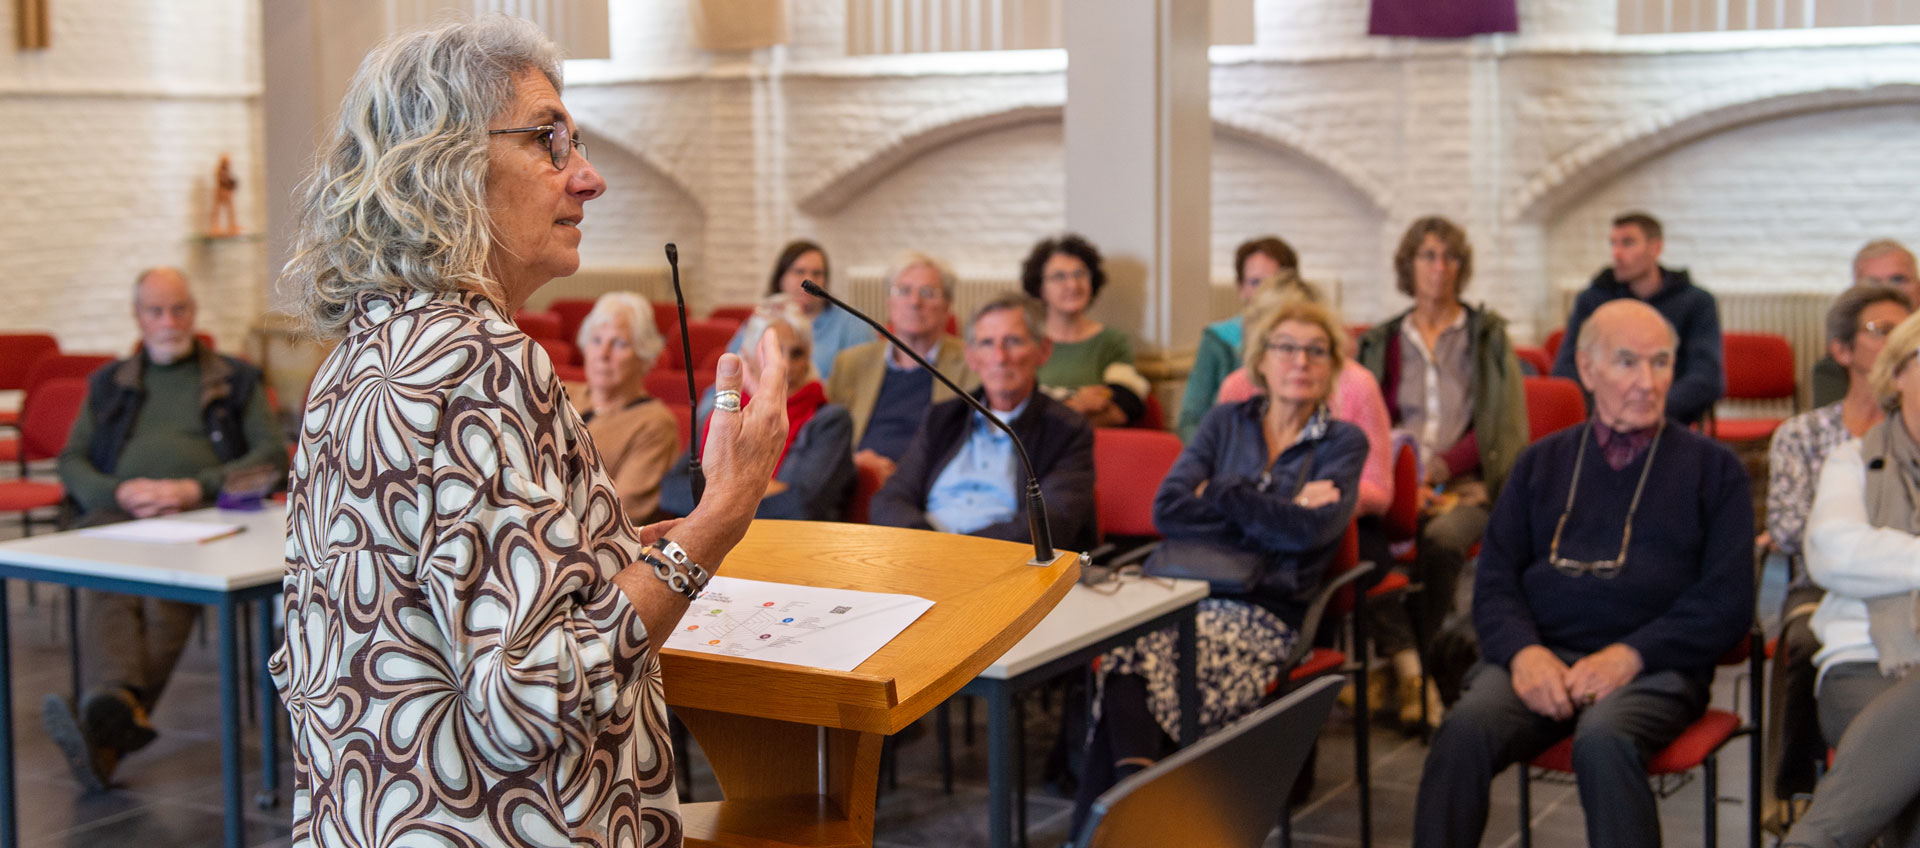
[799,280,1057,566]
[665,243,704,506]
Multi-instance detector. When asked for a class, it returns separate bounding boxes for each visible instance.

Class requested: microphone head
[800,279,825,298]
[664,243,678,265]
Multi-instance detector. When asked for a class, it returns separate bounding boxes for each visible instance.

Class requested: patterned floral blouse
[1766,401,1849,560]
[269,291,679,847]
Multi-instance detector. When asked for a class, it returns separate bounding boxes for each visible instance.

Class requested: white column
[1062,0,1211,355]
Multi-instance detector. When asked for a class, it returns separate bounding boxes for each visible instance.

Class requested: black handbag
[1141,446,1316,595]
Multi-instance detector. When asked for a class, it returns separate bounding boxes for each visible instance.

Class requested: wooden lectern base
[664,521,1079,848]
[678,708,881,848]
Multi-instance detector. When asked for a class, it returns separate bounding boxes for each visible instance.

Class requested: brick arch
[797,102,1062,216]
[1511,79,1920,224]
[1212,112,1394,215]
[798,104,1393,218]
[579,120,706,218]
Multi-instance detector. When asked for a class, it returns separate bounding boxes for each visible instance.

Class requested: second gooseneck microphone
[665,243,704,506]
[798,280,1057,566]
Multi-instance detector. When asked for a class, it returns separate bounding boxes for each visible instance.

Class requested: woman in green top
[1022,233,1150,427]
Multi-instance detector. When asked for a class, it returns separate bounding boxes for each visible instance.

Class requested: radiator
[529,267,674,310]
[1556,287,1832,418]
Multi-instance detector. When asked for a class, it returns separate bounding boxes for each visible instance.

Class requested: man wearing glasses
[1413,299,1755,848]
[869,292,1096,553]
[825,251,978,484]
[1810,239,1920,407]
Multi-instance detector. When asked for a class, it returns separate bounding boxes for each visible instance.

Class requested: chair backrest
[1076,675,1343,848]
[646,368,694,406]
[666,402,694,455]
[844,460,887,524]
[0,333,59,391]
[549,298,596,347]
[534,337,578,369]
[652,301,681,333]
[1513,345,1552,377]
[26,354,115,394]
[515,310,564,341]
[1092,428,1184,539]
[709,304,755,325]
[1723,331,1795,401]
[1383,441,1420,543]
[1544,327,1565,361]
[20,377,88,461]
[1523,376,1587,442]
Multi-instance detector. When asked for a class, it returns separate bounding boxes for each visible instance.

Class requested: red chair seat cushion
[1713,418,1782,443]
[1366,571,1411,599]
[0,480,63,511]
[1289,648,1346,682]
[1530,708,1741,775]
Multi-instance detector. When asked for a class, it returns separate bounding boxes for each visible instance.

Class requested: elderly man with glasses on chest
[1411,298,1754,848]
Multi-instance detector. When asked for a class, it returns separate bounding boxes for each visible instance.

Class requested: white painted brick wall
[9,0,1920,366]
[0,0,261,357]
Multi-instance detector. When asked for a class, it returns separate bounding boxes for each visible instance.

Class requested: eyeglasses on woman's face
[489,123,587,171]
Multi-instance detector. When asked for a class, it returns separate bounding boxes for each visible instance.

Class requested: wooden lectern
[663,520,1080,847]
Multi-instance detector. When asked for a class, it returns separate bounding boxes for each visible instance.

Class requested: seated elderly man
[1412,299,1753,848]
[45,266,286,792]
[825,251,977,482]
[870,292,1096,552]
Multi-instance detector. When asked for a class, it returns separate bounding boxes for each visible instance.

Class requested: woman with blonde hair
[1072,295,1369,837]
[1785,311,1920,847]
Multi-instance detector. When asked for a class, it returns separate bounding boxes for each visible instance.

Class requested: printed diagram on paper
[665,576,935,672]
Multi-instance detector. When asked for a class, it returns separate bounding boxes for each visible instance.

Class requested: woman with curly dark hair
[1022,234,1149,427]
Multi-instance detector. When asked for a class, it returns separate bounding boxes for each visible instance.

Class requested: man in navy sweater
[1414,298,1753,848]
[1550,211,1724,425]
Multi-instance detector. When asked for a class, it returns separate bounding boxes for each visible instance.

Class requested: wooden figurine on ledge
[208,153,239,237]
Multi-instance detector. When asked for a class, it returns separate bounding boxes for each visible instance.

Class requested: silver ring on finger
[713,389,743,413]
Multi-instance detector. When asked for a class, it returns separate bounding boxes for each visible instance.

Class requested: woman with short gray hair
[571,292,678,522]
[272,17,788,847]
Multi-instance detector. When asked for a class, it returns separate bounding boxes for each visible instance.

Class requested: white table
[955,575,1209,848]
[0,506,287,848]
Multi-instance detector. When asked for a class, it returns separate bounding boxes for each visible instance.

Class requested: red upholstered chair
[843,458,888,525]
[1515,633,1763,848]
[1514,345,1552,376]
[1523,376,1587,443]
[652,301,680,333]
[664,402,695,464]
[1544,327,1565,361]
[548,298,596,347]
[708,304,755,325]
[0,333,59,429]
[0,377,89,534]
[646,368,694,406]
[667,319,739,378]
[1709,331,1795,443]
[533,337,577,372]
[514,309,563,341]
[1087,428,1183,564]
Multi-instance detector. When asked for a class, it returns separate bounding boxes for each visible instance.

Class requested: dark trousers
[1373,503,1487,657]
[1767,584,1826,801]
[75,509,202,712]
[1412,653,1711,848]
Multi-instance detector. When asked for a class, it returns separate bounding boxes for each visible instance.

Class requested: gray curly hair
[280,16,562,338]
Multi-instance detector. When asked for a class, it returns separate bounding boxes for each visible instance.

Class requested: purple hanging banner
[1369,0,1518,38]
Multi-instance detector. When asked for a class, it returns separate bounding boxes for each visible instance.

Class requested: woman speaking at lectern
[270,17,787,847]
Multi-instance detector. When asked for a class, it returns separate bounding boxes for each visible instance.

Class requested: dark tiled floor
[0,514,1785,847]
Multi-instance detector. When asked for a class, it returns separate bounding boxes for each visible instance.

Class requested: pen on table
[198,526,248,544]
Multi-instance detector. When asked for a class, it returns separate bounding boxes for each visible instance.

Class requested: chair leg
[1354,609,1373,848]
[66,588,81,701]
[1705,756,1718,848]
[1517,765,1532,848]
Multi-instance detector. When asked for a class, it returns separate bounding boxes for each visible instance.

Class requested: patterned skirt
[1098,598,1297,741]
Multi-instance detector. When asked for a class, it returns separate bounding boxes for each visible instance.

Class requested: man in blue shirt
[869,293,1096,552]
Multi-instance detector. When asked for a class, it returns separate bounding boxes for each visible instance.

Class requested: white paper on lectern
[78,518,244,544]
[665,576,934,672]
